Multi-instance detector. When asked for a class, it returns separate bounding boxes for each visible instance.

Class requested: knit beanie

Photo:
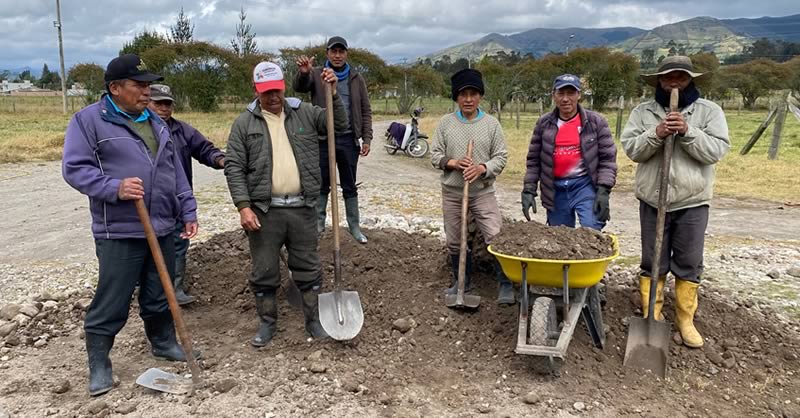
[450,68,485,101]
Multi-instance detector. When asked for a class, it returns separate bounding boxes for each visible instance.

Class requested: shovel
[318,82,364,341]
[445,139,481,310]
[623,88,679,378]
[134,199,202,394]
[280,249,302,309]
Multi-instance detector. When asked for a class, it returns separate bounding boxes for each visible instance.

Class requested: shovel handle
[325,83,343,292]
[647,88,679,319]
[135,199,202,386]
[456,140,474,303]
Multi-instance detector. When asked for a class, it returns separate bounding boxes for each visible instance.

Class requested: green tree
[170,7,194,44]
[68,63,105,105]
[121,30,168,56]
[688,52,729,100]
[640,48,656,69]
[721,59,791,109]
[230,7,258,57]
[39,63,52,89]
[782,56,800,97]
[564,48,639,110]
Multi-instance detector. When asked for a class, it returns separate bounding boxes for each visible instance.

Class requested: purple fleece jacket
[62,95,197,239]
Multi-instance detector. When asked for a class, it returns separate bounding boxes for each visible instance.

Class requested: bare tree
[170,7,194,44]
[230,6,258,57]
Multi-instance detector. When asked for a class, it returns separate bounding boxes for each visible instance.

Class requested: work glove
[521,187,537,221]
[593,186,611,222]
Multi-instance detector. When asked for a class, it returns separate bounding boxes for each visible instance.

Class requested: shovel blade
[319,290,364,341]
[135,368,192,394]
[444,293,481,310]
[623,316,671,378]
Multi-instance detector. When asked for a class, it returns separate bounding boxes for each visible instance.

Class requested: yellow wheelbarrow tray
[486,234,620,373]
[487,235,620,288]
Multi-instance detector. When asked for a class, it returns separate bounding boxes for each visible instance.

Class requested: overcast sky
[1,0,798,72]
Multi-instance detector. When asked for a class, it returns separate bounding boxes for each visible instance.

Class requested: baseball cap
[327,36,348,50]
[104,54,163,83]
[253,62,285,93]
[553,74,581,91]
[150,84,175,102]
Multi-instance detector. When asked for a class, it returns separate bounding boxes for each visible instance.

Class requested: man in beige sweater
[430,68,513,305]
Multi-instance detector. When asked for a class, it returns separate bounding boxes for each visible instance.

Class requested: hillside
[615,16,751,59]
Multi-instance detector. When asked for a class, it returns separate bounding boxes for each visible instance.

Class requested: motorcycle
[384,107,429,158]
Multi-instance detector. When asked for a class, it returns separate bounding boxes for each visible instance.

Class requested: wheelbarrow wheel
[528,297,563,374]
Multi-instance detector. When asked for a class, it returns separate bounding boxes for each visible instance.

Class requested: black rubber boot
[344,197,368,244]
[144,312,201,361]
[446,253,473,295]
[495,260,516,305]
[85,332,114,396]
[301,286,329,339]
[173,253,196,306]
[251,291,278,347]
[317,193,328,235]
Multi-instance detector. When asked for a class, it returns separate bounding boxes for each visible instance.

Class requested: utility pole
[565,34,575,55]
[54,0,67,114]
[401,57,408,93]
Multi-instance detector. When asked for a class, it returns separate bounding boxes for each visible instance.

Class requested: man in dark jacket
[62,54,200,396]
[522,74,617,230]
[293,36,373,243]
[148,84,225,305]
[224,61,347,347]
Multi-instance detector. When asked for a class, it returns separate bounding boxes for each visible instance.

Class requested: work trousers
[546,175,605,231]
[173,222,189,288]
[442,188,502,256]
[639,201,709,283]
[320,132,360,199]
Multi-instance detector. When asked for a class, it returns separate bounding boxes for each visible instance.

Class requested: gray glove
[521,188,537,221]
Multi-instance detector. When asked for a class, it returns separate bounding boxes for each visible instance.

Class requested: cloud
[1,0,797,72]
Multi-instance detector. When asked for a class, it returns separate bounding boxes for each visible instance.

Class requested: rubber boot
[317,193,328,235]
[300,285,329,339]
[495,261,516,305]
[173,259,196,306]
[639,276,665,321]
[344,196,368,244]
[85,332,114,396]
[251,291,278,347]
[144,312,201,361]
[446,253,473,295]
[675,279,704,348]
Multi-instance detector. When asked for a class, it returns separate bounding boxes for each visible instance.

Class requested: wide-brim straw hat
[641,56,711,86]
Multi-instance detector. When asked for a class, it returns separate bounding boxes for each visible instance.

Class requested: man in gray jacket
[294,36,373,243]
[621,56,730,349]
[224,61,346,347]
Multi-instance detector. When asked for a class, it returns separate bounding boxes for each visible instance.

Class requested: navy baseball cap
[104,54,163,83]
[553,74,581,91]
[326,36,348,50]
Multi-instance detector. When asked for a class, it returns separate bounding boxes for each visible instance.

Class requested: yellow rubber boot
[675,279,704,348]
[639,276,665,321]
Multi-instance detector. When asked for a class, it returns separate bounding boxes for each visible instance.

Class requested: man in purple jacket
[522,74,617,230]
[62,54,200,396]
[148,83,224,305]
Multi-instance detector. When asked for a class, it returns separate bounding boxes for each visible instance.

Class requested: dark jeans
[639,201,709,283]
[247,206,321,293]
[173,222,189,288]
[84,236,174,336]
[320,132,359,198]
[546,175,604,230]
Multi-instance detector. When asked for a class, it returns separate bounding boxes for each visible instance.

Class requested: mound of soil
[491,221,614,260]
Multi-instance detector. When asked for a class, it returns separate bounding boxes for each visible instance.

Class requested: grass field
[1,96,799,203]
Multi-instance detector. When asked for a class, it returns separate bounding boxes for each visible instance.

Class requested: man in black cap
[62,53,200,396]
[148,84,225,305]
[293,36,373,244]
[430,69,514,305]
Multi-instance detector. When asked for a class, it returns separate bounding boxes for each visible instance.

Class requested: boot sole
[89,385,113,396]
[250,339,271,348]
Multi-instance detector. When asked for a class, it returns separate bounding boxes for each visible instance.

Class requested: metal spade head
[318,290,364,341]
[135,368,193,394]
[444,292,481,310]
[623,316,671,378]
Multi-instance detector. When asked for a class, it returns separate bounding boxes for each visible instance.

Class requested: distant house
[10,87,60,97]
[1,80,34,94]
[67,83,88,97]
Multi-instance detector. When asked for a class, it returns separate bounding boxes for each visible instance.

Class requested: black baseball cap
[104,54,163,83]
[326,36,348,50]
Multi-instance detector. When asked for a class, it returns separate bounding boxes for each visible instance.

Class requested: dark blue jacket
[167,118,224,189]
[62,95,197,239]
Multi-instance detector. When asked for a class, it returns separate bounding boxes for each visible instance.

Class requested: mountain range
[424,13,800,62]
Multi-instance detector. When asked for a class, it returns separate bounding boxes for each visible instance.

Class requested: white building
[1,80,34,94]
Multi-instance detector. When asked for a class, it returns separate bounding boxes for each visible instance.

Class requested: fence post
[497,100,501,122]
[769,99,787,160]
[515,97,520,130]
[615,95,624,141]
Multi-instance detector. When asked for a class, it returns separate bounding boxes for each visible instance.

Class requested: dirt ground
[492,221,614,260]
[1,121,800,417]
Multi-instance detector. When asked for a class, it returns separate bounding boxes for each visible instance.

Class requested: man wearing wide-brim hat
[620,56,730,349]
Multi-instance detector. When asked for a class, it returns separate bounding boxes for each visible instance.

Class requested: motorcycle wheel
[405,138,429,158]
[385,134,400,155]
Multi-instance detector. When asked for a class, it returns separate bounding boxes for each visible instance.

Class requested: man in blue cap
[522,74,617,230]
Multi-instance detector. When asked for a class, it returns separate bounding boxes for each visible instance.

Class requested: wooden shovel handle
[457,140,474,299]
[325,83,343,291]
[135,199,202,385]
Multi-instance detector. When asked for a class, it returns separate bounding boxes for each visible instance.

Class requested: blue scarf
[324,61,350,81]
[106,96,151,122]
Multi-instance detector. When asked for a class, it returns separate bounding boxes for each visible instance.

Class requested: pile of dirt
[1,227,798,417]
[491,221,614,260]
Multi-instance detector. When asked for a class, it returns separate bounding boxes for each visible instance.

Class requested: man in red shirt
[522,74,617,230]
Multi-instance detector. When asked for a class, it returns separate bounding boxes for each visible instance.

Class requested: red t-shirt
[553,114,586,179]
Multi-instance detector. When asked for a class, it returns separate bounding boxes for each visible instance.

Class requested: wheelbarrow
[487,235,619,372]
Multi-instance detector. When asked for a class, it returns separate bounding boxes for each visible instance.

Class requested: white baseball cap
[253,61,285,93]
